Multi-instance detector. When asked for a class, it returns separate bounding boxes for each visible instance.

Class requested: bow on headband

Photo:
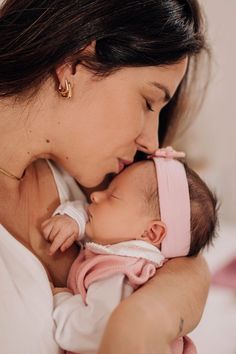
[149,146,186,159]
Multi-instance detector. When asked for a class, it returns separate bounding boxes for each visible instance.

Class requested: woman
[0,1,210,353]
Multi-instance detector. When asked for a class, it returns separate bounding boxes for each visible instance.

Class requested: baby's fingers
[41,220,54,241]
[60,233,77,252]
[49,232,71,255]
[41,218,51,229]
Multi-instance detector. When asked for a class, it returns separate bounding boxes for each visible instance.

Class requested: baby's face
[85,161,157,245]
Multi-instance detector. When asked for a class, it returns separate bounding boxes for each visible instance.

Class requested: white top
[53,241,164,354]
[0,160,85,354]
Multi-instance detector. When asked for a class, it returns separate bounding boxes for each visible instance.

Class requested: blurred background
[175,1,236,353]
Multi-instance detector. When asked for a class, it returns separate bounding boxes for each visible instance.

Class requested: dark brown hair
[184,163,218,256]
[0,0,209,144]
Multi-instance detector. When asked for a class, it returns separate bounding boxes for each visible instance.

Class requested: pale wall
[178,0,236,224]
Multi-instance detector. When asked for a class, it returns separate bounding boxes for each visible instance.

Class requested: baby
[42,147,218,354]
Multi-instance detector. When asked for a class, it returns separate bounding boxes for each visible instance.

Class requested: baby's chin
[84,234,110,245]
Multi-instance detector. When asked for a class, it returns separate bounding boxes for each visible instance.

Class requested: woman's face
[52,58,187,187]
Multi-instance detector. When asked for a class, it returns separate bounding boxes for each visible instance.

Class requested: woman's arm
[98,254,210,354]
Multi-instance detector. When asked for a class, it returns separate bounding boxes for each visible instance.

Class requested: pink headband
[150,147,191,258]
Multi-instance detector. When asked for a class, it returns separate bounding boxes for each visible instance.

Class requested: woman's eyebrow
[148,81,171,103]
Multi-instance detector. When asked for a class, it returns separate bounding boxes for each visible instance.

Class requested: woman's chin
[76,174,102,188]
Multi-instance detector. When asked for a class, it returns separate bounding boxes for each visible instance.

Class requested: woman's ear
[55,42,96,86]
[140,221,167,247]
[55,63,74,88]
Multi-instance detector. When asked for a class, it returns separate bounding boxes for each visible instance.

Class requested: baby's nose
[90,191,104,203]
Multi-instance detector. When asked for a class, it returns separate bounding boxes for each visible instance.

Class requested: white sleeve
[53,274,133,353]
[53,200,88,240]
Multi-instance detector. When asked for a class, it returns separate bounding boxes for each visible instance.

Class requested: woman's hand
[98,255,210,354]
[41,214,80,255]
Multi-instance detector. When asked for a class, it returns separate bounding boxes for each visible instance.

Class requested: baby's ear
[141,221,167,247]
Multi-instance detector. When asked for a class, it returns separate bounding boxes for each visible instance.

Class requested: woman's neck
[0,91,55,183]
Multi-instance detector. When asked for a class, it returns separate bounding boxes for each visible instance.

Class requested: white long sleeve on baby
[53,200,88,240]
[53,274,133,354]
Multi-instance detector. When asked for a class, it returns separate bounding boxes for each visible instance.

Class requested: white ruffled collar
[85,240,165,266]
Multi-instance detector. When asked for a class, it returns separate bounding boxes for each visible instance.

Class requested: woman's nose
[136,115,159,154]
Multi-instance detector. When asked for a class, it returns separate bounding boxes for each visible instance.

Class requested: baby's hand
[41,214,80,255]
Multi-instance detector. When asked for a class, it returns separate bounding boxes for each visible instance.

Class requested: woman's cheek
[119,108,144,137]
[133,111,146,138]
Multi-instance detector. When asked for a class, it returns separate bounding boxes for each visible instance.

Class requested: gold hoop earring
[58,79,72,99]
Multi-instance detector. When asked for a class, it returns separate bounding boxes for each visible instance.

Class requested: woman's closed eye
[145,98,155,112]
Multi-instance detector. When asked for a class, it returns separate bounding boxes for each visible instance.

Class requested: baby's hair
[145,160,218,257]
[184,162,218,256]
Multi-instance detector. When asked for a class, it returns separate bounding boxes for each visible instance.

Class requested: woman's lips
[118,161,125,172]
[118,159,132,173]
